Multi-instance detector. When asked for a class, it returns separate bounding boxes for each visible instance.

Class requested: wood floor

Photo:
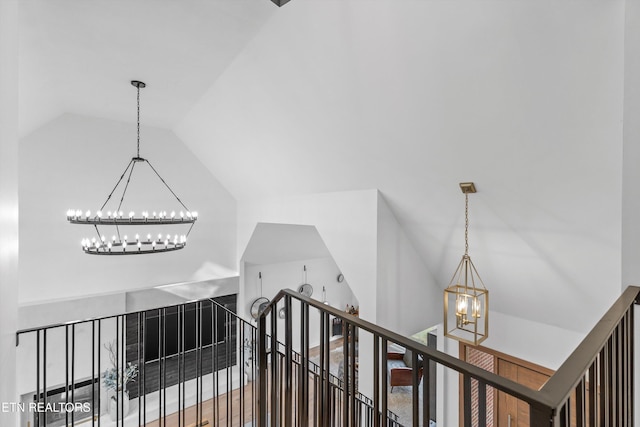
[142,382,257,427]
[141,338,345,427]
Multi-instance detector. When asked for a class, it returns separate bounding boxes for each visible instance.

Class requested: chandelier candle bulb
[472,299,482,318]
[456,295,468,316]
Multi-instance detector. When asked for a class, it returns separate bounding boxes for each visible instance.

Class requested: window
[144,300,231,362]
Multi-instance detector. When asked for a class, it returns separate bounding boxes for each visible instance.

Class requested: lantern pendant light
[443,182,489,346]
[66,80,198,255]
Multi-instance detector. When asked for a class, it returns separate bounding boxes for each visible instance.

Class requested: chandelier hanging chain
[185,222,195,237]
[137,84,141,158]
[464,192,469,256]
[99,159,135,212]
[116,161,138,214]
[145,159,190,211]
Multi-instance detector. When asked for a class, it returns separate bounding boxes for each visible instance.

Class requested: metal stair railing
[257,286,640,427]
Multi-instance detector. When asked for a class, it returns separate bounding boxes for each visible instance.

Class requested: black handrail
[259,288,553,407]
[16,296,235,340]
[539,285,640,407]
[259,285,640,422]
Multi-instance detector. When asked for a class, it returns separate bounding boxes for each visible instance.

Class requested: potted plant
[243,337,255,382]
[102,341,138,420]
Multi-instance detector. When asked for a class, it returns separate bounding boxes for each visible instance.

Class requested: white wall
[480,311,584,371]
[19,114,237,304]
[0,0,19,424]
[623,0,640,420]
[244,257,359,349]
[376,192,441,335]
[178,0,624,334]
[18,293,126,330]
[237,190,378,394]
[237,190,378,323]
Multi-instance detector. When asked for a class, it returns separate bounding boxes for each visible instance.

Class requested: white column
[0,0,19,425]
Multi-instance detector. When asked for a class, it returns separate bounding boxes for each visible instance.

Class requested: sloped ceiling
[18,0,276,136]
[242,223,331,265]
[19,0,625,332]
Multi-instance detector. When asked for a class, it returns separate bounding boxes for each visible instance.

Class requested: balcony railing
[15,294,398,426]
[16,285,638,426]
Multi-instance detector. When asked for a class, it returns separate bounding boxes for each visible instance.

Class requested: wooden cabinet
[497,359,550,427]
[460,344,554,427]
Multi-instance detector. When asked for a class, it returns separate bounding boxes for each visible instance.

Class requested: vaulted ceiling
[19,0,277,135]
[18,0,625,332]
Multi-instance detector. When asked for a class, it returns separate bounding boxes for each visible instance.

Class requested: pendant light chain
[136,85,141,158]
[464,192,469,256]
